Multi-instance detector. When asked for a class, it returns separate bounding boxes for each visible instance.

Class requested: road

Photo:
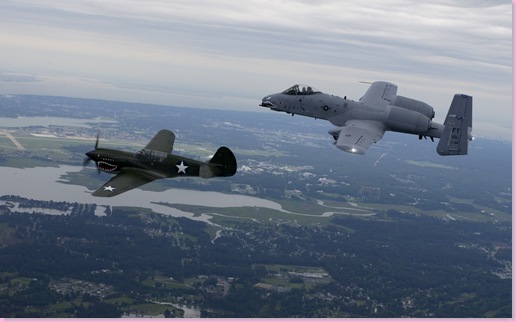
[1,130,25,150]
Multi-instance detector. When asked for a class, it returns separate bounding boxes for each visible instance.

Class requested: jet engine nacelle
[389,95,435,119]
[383,105,431,134]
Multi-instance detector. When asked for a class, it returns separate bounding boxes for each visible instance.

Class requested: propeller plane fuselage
[84,130,237,197]
[86,149,202,178]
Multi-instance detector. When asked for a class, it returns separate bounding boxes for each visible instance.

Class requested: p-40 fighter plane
[84,130,237,197]
[260,81,472,155]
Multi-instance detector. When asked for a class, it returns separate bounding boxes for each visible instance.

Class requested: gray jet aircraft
[84,129,237,197]
[260,81,472,155]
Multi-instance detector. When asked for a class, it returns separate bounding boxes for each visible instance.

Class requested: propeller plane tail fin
[200,147,237,178]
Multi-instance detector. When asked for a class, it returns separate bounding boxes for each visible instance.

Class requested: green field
[253,264,332,290]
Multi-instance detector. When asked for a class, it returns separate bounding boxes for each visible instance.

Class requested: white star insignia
[176,161,188,174]
[103,185,116,192]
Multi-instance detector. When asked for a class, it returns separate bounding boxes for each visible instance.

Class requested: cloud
[0,72,43,83]
[0,0,511,139]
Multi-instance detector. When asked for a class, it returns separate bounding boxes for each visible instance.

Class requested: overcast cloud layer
[0,0,511,140]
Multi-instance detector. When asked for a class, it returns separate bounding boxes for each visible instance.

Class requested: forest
[0,196,511,318]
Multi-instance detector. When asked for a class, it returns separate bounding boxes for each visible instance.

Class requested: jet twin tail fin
[436,94,472,156]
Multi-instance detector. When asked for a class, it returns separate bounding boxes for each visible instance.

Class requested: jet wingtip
[336,144,367,155]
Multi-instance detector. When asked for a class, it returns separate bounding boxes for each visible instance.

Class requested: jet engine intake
[328,127,341,143]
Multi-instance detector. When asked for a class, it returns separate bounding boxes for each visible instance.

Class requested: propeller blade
[83,157,92,167]
[83,156,101,174]
[94,131,100,149]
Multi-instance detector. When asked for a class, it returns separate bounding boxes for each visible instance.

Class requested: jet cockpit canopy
[282,84,321,95]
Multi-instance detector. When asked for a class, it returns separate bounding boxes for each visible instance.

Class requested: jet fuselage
[260,83,472,155]
[260,87,444,139]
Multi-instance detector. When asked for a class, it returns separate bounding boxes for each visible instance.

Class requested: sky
[0,0,512,140]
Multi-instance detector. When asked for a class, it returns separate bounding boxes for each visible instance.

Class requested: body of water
[0,165,284,223]
[0,116,117,128]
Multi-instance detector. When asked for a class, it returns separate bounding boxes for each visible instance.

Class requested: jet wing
[143,129,176,154]
[332,120,385,154]
[359,81,397,108]
[92,168,160,197]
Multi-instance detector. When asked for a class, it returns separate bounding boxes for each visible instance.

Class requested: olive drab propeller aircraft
[83,129,237,197]
[260,81,473,155]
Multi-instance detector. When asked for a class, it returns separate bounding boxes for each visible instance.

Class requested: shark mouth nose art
[260,96,276,108]
[260,100,275,108]
[97,161,118,172]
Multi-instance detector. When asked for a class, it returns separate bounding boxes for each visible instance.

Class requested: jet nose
[260,96,275,108]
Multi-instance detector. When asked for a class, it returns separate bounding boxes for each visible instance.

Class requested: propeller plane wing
[91,168,161,197]
[143,129,175,154]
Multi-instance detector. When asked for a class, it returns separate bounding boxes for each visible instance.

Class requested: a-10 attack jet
[84,129,237,197]
[260,81,472,155]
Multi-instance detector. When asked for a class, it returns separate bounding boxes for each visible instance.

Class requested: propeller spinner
[83,131,101,173]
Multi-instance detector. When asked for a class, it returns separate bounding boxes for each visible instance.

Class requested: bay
[0,116,117,128]
[0,165,284,223]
